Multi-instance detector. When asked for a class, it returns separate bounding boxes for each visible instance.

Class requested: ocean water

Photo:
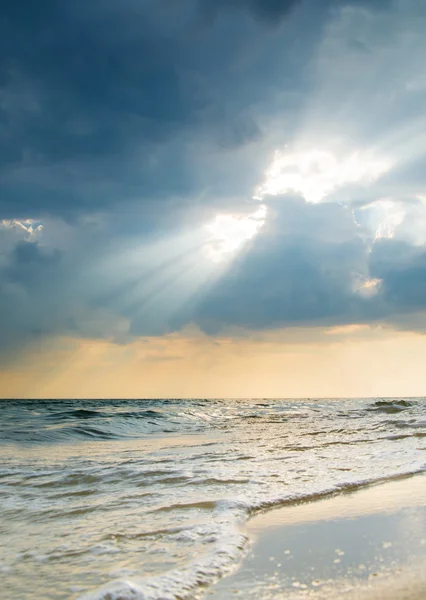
[1,398,426,600]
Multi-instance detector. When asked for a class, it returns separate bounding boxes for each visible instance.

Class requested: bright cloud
[356,277,382,298]
[356,200,407,243]
[373,202,406,241]
[254,149,391,204]
[204,204,267,263]
[0,219,44,241]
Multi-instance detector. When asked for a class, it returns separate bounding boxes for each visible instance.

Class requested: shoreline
[207,473,426,599]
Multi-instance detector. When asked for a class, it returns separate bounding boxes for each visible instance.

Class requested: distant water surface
[1,398,426,599]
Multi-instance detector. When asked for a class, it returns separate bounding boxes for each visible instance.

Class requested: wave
[0,400,213,443]
[1,398,423,444]
[77,467,426,600]
[45,408,106,420]
[367,399,416,413]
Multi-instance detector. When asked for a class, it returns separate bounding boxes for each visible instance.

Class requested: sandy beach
[207,474,426,600]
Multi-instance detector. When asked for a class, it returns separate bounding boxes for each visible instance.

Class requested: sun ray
[204,204,267,263]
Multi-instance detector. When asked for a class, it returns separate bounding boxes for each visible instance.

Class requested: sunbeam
[204,204,268,263]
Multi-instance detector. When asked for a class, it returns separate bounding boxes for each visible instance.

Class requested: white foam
[78,518,249,600]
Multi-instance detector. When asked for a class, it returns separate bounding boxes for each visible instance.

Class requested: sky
[1,0,426,398]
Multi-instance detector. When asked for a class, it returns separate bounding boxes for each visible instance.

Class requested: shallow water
[1,398,426,599]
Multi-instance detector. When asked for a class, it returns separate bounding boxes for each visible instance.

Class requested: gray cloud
[0,0,394,221]
[370,240,426,312]
[199,0,303,24]
[0,195,421,356]
[0,0,310,220]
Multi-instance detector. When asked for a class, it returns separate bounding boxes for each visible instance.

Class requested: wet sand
[207,474,426,599]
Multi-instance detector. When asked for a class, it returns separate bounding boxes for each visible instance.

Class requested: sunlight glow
[354,277,382,298]
[356,199,407,243]
[373,201,406,241]
[204,204,267,263]
[0,219,43,240]
[254,149,391,204]
[93,229,218,326]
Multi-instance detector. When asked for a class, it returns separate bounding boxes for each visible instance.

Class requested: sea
[1,397,426,600]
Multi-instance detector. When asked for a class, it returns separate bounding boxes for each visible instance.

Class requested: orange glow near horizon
[1,324,425,399]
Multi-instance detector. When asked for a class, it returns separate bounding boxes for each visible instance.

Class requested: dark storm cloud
[200,0,392,25]
[370,240,426,312]
[1,0,196,217]
[0,0,311,220]
[190,198,375,332]
[199,0,302,24]
[0,0,395,220]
